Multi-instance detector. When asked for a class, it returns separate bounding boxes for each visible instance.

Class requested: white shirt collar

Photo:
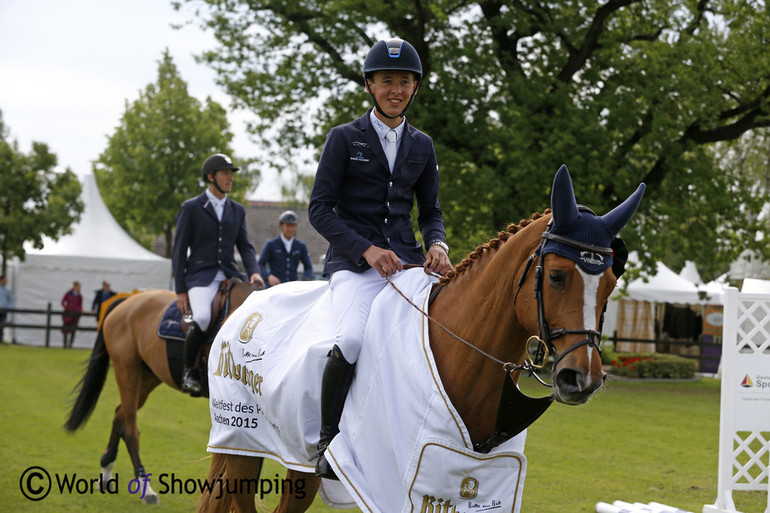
[280,234,294,253]
[370,109,405,142]
[205,188,226,206]
[205,189,226,220]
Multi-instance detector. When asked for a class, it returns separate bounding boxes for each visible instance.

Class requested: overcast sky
[0,0,283,201]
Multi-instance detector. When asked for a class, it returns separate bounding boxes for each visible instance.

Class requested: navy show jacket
[308,109,446,278]
[172,192,259,293]
[258,237,314,285]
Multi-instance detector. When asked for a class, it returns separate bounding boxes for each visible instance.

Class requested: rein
[385,269,551,385]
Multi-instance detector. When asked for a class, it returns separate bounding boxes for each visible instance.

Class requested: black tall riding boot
[315,344,356,480]
[181,322,205,395]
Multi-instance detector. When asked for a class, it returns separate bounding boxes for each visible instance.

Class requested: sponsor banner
[734,354,770,428]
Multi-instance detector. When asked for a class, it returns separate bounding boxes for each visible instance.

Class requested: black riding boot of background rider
[181,322,206,395]
[315,344,356,480]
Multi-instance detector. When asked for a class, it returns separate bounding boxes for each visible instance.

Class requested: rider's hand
[249,273,265,288]
[176,292,190,317]
[268,275,281,287]
[424,245,452,275]
[363,245,403,278]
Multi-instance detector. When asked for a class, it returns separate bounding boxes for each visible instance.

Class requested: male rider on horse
[308,38,453,479]
[172,153,265,395]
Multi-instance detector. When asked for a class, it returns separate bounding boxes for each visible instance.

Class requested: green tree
[93,50,258,257]
[0,110,83,276]
[177,0,770,279]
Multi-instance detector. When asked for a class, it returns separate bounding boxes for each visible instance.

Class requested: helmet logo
[386,39,403,58]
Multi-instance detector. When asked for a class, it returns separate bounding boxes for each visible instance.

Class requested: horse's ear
[602,183,646,236]
[550,164,579,229]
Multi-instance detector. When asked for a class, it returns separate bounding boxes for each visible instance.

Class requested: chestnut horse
[197,166,645,512]
[64,280,259,504]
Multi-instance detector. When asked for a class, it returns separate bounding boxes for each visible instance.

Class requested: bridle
[513,219,613,372]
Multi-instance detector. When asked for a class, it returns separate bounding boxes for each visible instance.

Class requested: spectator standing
[91,280,117,317]
[0,274,13,344]
[61,281,83,348]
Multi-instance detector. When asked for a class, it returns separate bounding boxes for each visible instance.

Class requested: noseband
[513,221,613,370]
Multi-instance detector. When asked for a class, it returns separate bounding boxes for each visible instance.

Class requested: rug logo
[239,313,263,343]
[741,374,753,388]
[459,477,478,499]
[419,495,457,513]
[212,341,264,396]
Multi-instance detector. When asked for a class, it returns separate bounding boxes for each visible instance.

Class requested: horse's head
[516,165,645,405]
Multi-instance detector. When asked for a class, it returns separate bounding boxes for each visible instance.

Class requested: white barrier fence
[596,500,692,513]
[703,287,770,513]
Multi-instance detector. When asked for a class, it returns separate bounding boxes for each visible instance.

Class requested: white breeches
[187,270,226,331]
[329,268,389,362]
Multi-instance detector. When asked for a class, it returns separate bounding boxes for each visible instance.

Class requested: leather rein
[386,223,612,453]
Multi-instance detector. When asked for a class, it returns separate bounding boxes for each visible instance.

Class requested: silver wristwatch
[430,240,449,255]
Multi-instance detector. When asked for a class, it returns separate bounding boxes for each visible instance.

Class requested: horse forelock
[438,210,551,286]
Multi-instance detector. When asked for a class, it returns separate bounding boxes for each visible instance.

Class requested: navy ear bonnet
[542,165,645,275]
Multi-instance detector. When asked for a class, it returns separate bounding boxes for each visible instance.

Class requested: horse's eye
[549,270,566,287]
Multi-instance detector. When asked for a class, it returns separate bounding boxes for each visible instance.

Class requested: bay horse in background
[65,279,260,504]
[196,165,646,513]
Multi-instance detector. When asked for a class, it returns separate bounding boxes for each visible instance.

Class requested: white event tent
[7,174,172,348]
[602,255,726,357]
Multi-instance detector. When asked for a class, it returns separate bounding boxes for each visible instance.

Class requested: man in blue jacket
[308,38,452,479]
[258,210,314,286]
[172,153,264,395]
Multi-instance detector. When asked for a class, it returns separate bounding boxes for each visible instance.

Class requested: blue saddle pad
[157,303,186,342]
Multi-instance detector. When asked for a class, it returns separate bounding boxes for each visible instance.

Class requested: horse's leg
[99,404,124,493]
[272,471,320,513]
[114,359,162,503]
[197,454,263,513]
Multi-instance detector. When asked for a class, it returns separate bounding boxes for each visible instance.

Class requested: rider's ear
[611,238,628,279]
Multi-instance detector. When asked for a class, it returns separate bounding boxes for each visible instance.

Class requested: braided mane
[438,210,550,286]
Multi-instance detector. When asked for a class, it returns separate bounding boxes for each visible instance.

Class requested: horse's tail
[64,297,127,432]
[196,453,233,513]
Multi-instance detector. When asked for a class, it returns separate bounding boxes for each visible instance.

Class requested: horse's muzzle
[552,363,606,405]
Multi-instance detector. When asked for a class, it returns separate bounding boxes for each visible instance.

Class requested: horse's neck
[428,219,544,442]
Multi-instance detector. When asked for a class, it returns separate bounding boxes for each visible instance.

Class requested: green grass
[1,344,765,512]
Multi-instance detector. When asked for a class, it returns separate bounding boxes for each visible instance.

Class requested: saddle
[158,278,243,397]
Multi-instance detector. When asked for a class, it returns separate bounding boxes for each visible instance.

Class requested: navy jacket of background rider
[258,237,314,285]
[172,192,259,293]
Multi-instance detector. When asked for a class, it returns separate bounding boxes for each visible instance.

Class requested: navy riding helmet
[363,39,422,119]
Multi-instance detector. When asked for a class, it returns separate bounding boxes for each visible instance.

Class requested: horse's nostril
[555,368,584,391]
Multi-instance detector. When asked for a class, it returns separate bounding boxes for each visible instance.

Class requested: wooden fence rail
[0,306,97,348]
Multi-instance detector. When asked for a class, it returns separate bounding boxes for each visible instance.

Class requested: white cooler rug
[207,268,528,512]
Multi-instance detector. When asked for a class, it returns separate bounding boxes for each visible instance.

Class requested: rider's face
[367,71,418,127]
[209,169,234,195]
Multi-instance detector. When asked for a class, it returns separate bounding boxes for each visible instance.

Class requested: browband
[541,232,613,255]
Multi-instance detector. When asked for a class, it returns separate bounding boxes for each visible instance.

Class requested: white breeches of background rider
[329,267,389,363]
[187,270,226,331]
